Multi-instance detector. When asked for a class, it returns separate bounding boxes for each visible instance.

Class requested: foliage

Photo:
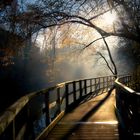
[21,0,140,43]
[1,0,140,72]
[1,0,140,43]
[0,28,24,66]
[1,0,140,109]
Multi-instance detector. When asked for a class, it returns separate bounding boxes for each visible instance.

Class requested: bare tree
[1,0,140,42]
[1,0,140,74]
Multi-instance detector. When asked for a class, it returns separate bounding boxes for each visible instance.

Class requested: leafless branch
[97,52,115,75]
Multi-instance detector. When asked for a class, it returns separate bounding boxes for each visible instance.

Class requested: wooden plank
[36,111,65,140]
[45,90,119,140]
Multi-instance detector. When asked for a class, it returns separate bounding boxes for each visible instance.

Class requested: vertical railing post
[95,78,97,93]
[84,80,87,94]
[79,80,82,98]
[109,76,111,90]
[130,75,132,88]
[115,86,121,112]
[90,79,92,93]
[129,76,131,87]
[98,78,100,90]
[103,77,105,92]
[12,120,15,140]
[56,88,61,114]
[124,76,128,86]
[73,81,76,102]
[95,78,99,96]
[25,102,35,140]
[112,76,114,86]
[106,76,109,91]
[65,84,69,109]
[45,91,50,126]
[24,99,35,139]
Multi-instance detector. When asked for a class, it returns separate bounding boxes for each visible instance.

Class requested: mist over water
[0,31,135,113]
[0,42,110,111]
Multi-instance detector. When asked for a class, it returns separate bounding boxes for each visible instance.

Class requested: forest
[0,0,140,112]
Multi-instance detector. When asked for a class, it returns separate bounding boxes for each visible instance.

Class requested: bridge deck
[42,90,119,140]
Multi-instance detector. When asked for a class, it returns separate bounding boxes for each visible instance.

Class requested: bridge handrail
[0,75,115,140]
[115,75,137,94]
[115,75,140,135]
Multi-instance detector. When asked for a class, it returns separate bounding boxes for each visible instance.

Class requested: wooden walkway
[43,90,120,140]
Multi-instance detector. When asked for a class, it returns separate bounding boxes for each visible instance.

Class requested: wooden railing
[115,75,140,136]
[0,76,115,140]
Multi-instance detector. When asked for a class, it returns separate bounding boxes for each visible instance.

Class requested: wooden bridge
[0,75,140,140]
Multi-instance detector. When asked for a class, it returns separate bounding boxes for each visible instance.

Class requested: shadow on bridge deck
[42,89,122,140]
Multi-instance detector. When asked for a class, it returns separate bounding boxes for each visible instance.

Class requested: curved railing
[0,76,115,140]
[115,75,140,136]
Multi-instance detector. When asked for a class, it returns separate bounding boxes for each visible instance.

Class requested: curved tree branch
[102,36,117,76]
[82,37,104,50]
[97,52,115,75]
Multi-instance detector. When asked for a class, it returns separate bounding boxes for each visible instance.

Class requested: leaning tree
[1,0,140,75]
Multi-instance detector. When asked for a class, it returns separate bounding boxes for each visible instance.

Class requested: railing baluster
[115,75,140,134]
[12,120,15,140]
[73,81,76,101]
[95,78,97,92]
[0,75,118,140]
[103,77,105,92]
[45,91,50,126]
[84,80,87,94]
[56,88,61,114]
[90,79,92,93]
[65,84,69,109]
[106,76,108,91]
[79,80,82,98]
[25,102,35,140]
[112,76,114,86]
[98,78,100,90]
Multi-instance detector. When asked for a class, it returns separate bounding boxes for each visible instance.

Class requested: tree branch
[97,52,115,75]
[88,4,119,21]
[82,37,104,50]
[102,36,117,75]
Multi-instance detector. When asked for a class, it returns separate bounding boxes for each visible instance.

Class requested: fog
[0,28,135,113]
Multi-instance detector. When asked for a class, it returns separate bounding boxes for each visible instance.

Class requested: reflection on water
[33,114,46,137]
